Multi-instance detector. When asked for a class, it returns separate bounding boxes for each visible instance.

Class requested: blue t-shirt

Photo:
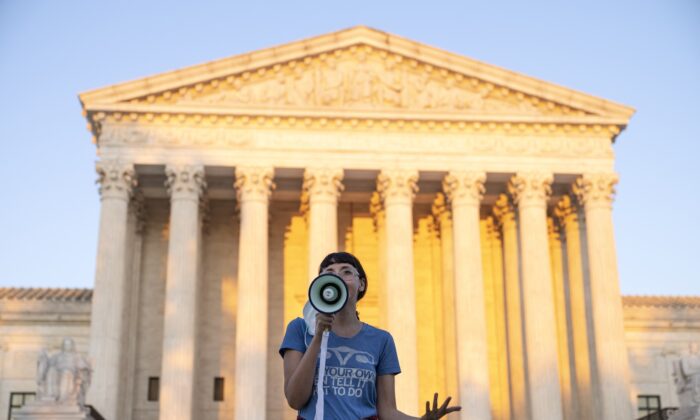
[279,317,401,420]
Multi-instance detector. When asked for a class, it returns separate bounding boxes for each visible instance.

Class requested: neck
[334,303,361,327]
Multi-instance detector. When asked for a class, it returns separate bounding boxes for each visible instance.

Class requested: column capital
[430,193,452,238]
[234,166,275,203]
[442,171,486,207]
[300,168,344,217]
[165,164,206,201]
[302,168,344,201]
[547,216,562,240]
[369,191,385,232]
[95,159,136,200]
[573,173,618,210]
[492,193,515,227]
[130,191,147,234]
[508,172,553,208]
[377,169,419,204]
[431,193,452,221]
[554,194,578,227]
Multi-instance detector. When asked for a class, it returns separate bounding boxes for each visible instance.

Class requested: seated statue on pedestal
[12,338,93,420]
[36,337,92,407]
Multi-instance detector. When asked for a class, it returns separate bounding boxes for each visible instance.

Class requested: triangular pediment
[80,26,633,122]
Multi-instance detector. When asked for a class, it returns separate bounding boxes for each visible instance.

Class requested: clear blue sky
[0,1,698,295]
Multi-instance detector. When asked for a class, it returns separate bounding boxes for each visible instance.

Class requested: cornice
[623,295,700,309]
[86,103,630,126]
[89,110,623,144]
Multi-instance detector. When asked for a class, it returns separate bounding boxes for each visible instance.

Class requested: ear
[359,279,366,292]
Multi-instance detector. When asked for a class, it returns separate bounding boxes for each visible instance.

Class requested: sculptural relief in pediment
[135,46,589,117]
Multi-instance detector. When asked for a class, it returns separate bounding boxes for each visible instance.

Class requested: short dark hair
[318,252,367,301]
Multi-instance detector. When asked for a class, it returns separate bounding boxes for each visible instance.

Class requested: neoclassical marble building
[1,27,699,420]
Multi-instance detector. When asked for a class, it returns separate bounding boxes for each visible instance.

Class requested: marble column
[302,168,344,278]
[88,159,136,420]
[554,195,594,420]
[508,172,563,420]
[123,192,147,420]
[159,165,206,420]
[573,173,633,420]
[377,169,419,415]
[492,194,527,420]
[443,171,492,420]
[432,194,459,402]
[369,192,388,329]
[233,166,275,420]
[548,218,574,420]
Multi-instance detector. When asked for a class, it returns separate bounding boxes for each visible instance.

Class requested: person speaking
[279,251,461,420]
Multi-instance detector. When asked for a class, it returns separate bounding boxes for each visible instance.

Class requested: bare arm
[282,314,334,410]
[376,375,419,420]
[283,334,322,410]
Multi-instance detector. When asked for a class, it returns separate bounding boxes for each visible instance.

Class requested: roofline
[79,26,635,121]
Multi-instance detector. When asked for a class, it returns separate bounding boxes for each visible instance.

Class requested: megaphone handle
[314,330,330,420]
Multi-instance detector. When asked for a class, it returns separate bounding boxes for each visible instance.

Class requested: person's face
[320,262,365,302]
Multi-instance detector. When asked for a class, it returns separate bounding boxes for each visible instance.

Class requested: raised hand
[420,393,461,419]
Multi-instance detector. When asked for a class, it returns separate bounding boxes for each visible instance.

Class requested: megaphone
[308,273,349,315]
[304,273,349,420]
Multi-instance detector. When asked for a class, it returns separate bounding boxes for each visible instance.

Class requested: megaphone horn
[308,273,349,315]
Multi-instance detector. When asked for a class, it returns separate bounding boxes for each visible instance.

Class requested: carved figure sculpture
[35,338,92,407]
[670,343,700,420]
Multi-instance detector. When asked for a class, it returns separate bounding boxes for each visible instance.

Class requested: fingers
[315,313,334,332]
[438,395,451,412]
[433,392,438,411]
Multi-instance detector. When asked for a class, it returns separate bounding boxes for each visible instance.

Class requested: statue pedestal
[12,402,93,420]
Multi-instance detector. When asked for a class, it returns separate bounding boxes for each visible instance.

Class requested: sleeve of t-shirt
[279,317,308,358]
[377,332,401,375]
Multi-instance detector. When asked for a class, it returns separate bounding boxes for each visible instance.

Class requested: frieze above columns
[95,160,136,200]
[96,122,616,161]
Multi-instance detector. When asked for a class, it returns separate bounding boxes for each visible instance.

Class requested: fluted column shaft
[574,173,633,420]
[493,194,527,420]
[444,171,492,420]
[377,169,419,414]
[303,168,344,278]
[432,194,459,402]
[234,167,275,420]
[548,219,574,420]
[88,160,136,420]
[159,165,206,420]
[508,173,563,420]
[370,192,388,329]
[555,195,594,420]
